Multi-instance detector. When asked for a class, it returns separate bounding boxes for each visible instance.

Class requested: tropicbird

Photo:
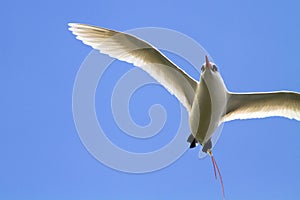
[68,23,300,198]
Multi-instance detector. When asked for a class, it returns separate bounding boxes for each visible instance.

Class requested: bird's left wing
[69,23,197,112]
[221,91,300,122]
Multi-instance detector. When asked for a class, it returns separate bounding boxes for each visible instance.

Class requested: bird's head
[201,55,218,74]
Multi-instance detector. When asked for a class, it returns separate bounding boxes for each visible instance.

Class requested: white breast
[189,70,228,144]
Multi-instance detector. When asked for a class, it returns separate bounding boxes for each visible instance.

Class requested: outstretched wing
[222,91,300,122]
[69,23,197,111]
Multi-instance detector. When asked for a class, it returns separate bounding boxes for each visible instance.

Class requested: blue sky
[2,0,300,199]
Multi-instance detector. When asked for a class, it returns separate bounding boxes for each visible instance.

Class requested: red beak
[205,55,211,68]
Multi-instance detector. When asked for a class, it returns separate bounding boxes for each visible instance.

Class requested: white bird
[68,23,300,198]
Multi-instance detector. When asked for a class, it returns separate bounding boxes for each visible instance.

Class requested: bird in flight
[69,23,300,198]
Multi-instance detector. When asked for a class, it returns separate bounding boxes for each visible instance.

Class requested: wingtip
[68,22,75,27]
[68,23,85,30]
[68,22,79,26]
[68,23,85,33]
[68,23,77,32]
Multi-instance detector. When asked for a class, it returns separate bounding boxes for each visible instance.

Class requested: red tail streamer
[209,150,225,199]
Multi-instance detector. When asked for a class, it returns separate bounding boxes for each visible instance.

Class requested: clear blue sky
[2,0,300,199]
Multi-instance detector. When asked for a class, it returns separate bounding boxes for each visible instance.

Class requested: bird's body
[189,60,228,149]
[69,23,300,198]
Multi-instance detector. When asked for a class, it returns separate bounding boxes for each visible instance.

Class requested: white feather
[222,91,300,122]
[69,23,197,112]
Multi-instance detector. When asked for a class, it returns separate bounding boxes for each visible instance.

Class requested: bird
[68,23,300,198]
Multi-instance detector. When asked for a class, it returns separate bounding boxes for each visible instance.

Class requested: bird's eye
[212,65,218,72]
[201,65,205,72]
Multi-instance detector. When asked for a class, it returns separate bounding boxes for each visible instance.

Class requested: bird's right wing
[69,23,197,112]
[221,91,300,122]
